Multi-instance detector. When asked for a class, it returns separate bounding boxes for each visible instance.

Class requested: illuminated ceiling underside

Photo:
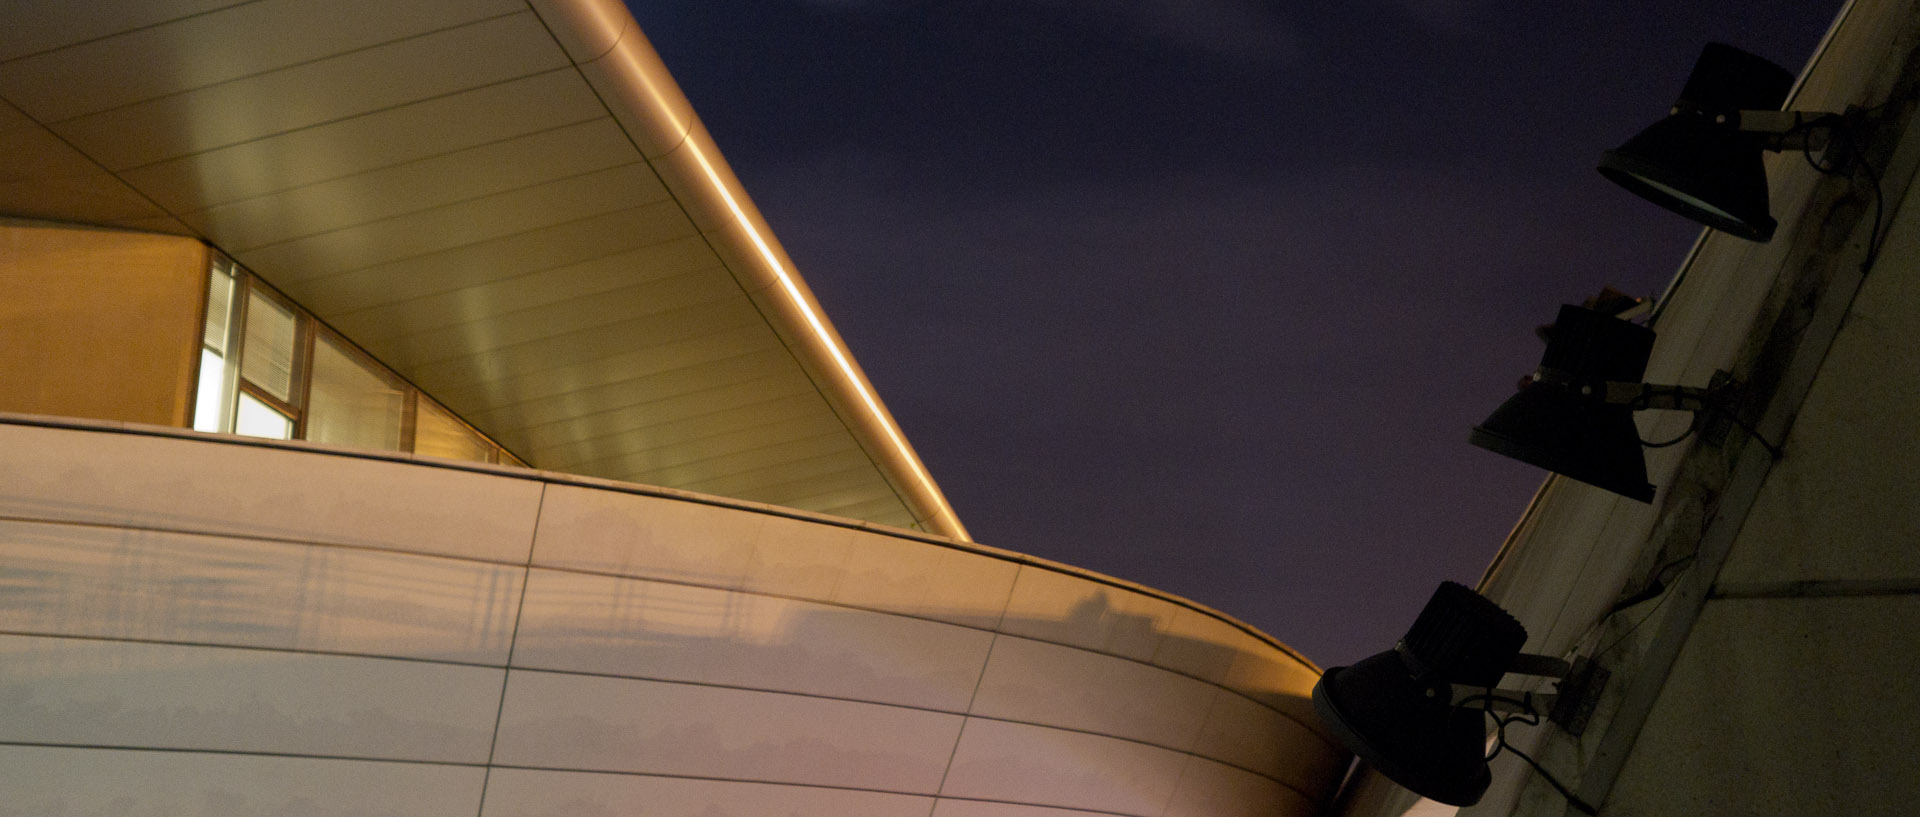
[0,0,966,538]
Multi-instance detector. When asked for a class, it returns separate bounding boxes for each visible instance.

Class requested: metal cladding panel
[12,419,1337,812]
[46,13,567,171]
[117,69,607,213]
[365,266,741,368]
[0,0,956,531]
[339,236,722,347]
[183,118,643,253]
[0,0,524,120]
[282,203,694,315]
[0,0,244,62]
[522,382,827,466]
[233,163,668,277]
[0,100,172,226]
[446,324,790,430]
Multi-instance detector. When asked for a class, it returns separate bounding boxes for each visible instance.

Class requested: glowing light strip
[685,140,968,540]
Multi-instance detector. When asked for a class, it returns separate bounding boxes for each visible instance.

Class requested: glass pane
[192,350,230,433]
[240,291,297,402]
[306,335,404,452]
[413,400,493,463]
[234,392,292,440]
[203,265,235,353]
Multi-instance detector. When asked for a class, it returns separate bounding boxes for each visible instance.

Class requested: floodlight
[1599,42,1838,242]
[1470,304,1659,502]
[1313,583,1609,808]
[1312,582,1526,805]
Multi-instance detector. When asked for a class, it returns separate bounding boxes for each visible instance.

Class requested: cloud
[1384,0,1497,31]
[790,0,1298,64]
[1040,0,1298,62]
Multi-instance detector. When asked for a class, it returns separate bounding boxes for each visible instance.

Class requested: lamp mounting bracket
[1448,654,1611,736]
[1601,381,1712,410]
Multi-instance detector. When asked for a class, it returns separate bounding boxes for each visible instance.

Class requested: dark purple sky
[625,1,1846,667]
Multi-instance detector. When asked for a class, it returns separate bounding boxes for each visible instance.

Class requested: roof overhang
[0,0,967,539]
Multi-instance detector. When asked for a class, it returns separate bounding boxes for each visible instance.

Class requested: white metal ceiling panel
[448,333,797,430]
[680,448,884,499]
[0,0,523,121]
[751,467,907,512]
[180,118,639,251]
[570,419,856,479]
[621,432,866,492]
[120,69,603,211]
[536,394,856,470]
[276,201,691,312]
[47,12,566,171]
[397,300,771,397]
[364,269,742,366]
[522,370,825,463]
[331,235,720,345]
[0,101,168,226]
[235,163,664,277]
[0,0,247,62]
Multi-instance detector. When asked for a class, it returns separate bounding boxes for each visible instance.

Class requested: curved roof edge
[528,0,970,541]
[2,409,1319,677]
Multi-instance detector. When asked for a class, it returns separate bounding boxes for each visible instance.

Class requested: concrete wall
[1599,101,1920,815]
[0,218,206,426]
[0,416,1346,817]
[1333,2,1920,815]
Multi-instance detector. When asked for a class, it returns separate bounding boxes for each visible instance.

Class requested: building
[1334,1,1920,814]
[0,1,1344,815]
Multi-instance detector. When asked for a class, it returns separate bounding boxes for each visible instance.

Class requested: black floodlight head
[1471,304,1659,502]
[1313,584,1613,809]
[1599,42,1798,241]
[1311,582,1529,806]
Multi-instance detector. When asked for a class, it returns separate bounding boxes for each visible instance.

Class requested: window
[306,333,404,452]
[240,290,297,403]
[191,261,239,433]
[189,256,523,465]
[414,399,494,464]
[234,392,293,439]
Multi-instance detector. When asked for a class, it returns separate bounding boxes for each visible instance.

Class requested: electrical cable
[1639,421,1696,448]
[1462,692,1602,816]
[1635,387,1703,448]
[1596,558,1689,658]
[1799,113,1887,272]
[1704,400,1783,458]
[1627,381,1781,458]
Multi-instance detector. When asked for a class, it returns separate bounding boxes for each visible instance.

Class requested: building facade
[0,1,1343,815]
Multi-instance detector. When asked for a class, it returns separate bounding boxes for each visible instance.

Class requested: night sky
[624,1,1847,667]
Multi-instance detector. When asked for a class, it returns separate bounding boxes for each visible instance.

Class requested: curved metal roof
[0,0,968,539]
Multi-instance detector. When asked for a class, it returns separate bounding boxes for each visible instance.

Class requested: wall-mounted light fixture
[1599,42,1845,242]
[1468,303,1774,503]
[1312,582,1607,809]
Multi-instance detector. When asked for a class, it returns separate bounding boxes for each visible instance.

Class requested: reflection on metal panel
[0,0,959,532]
[0,419,1341,816]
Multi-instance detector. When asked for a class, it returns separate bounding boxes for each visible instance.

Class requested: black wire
[1465,693,1603,815]
[1704,400,1783,459]
[1624,384,1707,449]
[1502,733,1601,816]
[1856,143,1887,271]
[1801,115,1887,272]
[1649,382,1781,459]
[1640,408,1701,448]
[1597,564,1687,658]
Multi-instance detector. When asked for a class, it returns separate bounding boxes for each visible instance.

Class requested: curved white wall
[0,416,1345,817]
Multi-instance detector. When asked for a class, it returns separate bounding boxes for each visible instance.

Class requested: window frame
[304,322,414,453]
[189,255,526,467]
[234,279,305,434]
